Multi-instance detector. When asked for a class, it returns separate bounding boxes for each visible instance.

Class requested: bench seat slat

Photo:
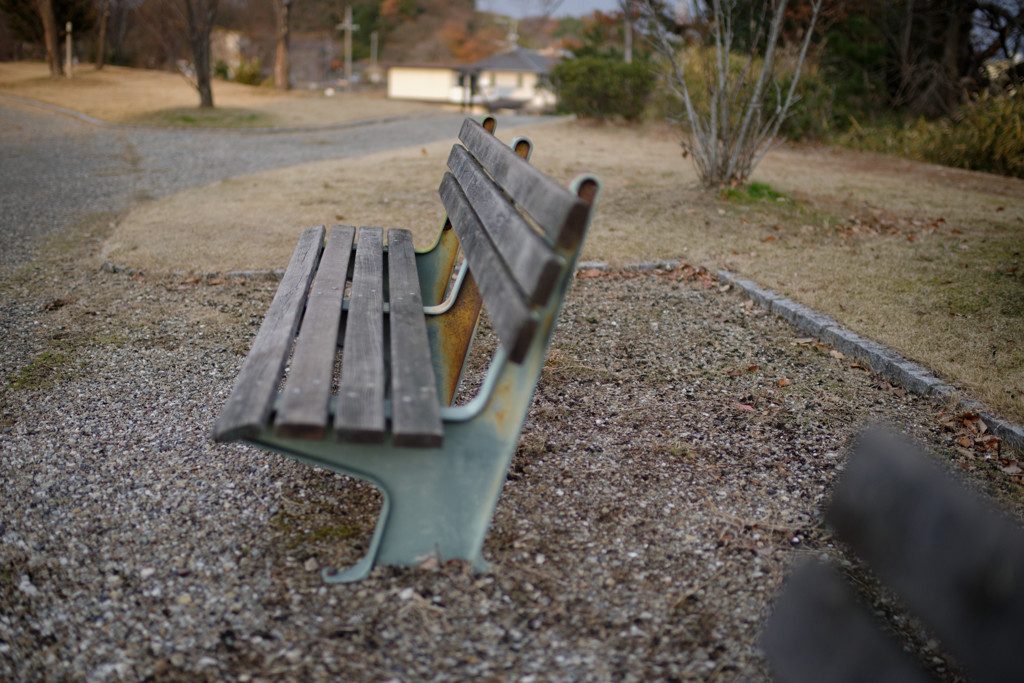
[274,226,355,439]
[439,172,537,364]
[458,118,591,250]
[213,225,325,441]
[388,229,444,447]
[447,144,564,306]
[335,227,386,442]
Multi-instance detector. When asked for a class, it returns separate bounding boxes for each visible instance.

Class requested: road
[0,97,550,266]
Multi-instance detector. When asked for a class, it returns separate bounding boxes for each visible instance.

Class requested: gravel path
[0,97,550,266]
[2,103,1022,682]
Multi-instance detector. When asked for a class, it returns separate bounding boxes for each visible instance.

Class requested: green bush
[838,90,1024,178]
[213,59,230,81]
[233,59,264,86]
[925,90,1024,178]
[550,57,656,122]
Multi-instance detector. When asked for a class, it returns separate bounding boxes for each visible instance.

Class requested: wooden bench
[762,428,1024,683]
[213,117,600,582]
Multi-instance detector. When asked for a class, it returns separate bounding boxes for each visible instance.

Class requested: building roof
[467,47,553,74]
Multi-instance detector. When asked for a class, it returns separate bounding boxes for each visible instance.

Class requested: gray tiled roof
[468,47,553,74]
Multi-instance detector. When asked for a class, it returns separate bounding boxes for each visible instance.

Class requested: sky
[476,0,624,19]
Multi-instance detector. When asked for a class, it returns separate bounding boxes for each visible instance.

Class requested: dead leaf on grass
[1001,461,1021,475]
[829,350,845,360]
[777,378,792,387]
[731,403,757,412]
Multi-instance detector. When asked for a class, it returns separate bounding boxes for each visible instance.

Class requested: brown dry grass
[6,63,1023,425]
[0,62,438,127]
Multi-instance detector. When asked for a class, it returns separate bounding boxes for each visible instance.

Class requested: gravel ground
[3,102,1024,682]
[0,97,549,266]
[3,245,1022,681]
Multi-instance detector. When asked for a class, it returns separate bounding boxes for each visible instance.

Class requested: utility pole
[65,21,72,78]
[335,6,359,92]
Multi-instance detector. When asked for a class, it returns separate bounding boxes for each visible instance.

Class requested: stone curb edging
[715,268,1024,455]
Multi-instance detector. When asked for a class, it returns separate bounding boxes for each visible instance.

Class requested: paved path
[0,97,551,266]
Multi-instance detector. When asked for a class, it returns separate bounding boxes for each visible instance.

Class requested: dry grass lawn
[5,62,1023,425]
[0,61,438,127]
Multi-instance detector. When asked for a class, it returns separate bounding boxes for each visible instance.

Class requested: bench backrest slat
[458,117,591,250]
[446,144,564,306]
[439,172,537,363]
[334,227,387,442]
[388,228,444,447]
[273,225,355,439]
[214,225,325,441]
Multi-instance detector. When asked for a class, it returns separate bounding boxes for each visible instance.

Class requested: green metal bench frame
[214,117,600,582]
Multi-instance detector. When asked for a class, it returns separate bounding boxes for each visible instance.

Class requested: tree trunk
[96,4,109,70]
[275,0,291,90]
[195,34,214,107]
[182,0,218,108]
[36,0,63,78]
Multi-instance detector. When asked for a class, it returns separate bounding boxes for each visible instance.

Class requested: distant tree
[176,0,219,107]
[37,0,61,76]
[1,0,96,75]
[273,0,290,89]
[95,0,108,68]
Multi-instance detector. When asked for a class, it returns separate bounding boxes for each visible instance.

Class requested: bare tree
[175,0,219,108]
[35,0,62,77]
[274,0,291,90]
[96,0,109,69]
[640,0,822,188]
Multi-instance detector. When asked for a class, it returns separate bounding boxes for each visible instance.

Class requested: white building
[386,47,556,111]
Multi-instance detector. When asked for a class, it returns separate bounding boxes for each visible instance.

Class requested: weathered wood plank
[387,229,443,447]
[274,225,356,439]
[762,560,931,683]
[458,117,591,250]
[213,225,325,441]
[828,428,1024,683]
[335,227,386,442]
[447,144,564,306]
[439,172,537,363]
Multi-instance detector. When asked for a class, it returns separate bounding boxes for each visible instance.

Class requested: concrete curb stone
[716,269,1022,455]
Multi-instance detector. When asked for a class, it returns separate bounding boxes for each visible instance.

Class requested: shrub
[550,57,656,122]
[233,59,264,86]
[924,90,1024,178]
[838,90,1024,178]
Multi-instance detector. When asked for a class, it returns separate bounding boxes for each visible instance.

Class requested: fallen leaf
[829,349,845,360]
[849,363,869,371]
[208,277,228,285]
[578,269,604,278]
[976,434,1001,452]
[792,337,815,345]
[747,365,759,373]
[958,435,974,448]
[1001,462,1021,475]
[763,235,776,243]
[777,378,792,387]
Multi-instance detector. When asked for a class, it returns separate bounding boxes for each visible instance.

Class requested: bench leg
[250,420,515,580]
